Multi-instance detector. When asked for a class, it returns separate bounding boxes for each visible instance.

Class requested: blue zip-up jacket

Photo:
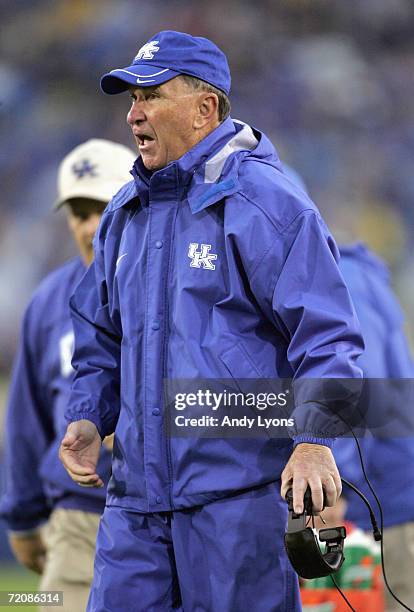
[0,258,111,532]
[66,118,363,513]
[335,244,414,529]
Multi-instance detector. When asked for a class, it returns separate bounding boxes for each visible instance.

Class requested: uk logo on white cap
[54,139,136,210]
[134,41,160,61]
[71,159,98,179]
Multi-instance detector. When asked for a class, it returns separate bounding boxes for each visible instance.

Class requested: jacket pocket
[219,342,291,420]
[220,341,263,380]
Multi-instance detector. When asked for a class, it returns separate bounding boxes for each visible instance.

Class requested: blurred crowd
[1,0,414,370]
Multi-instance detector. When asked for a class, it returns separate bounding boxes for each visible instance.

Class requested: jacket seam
[237,191,317,236]
[163,205,179,510]
[237,193,318,283]
[142,206,151,510]
[249,241,278,284]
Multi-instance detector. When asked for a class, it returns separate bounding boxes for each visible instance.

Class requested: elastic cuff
[293,434,336,449]
[66,412,104,439]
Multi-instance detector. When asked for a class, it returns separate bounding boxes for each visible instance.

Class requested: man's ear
[193,92,219,129]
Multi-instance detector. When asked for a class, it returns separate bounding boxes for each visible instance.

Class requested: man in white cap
[0,139,135,612]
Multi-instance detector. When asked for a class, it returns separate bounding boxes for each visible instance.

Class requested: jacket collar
[119,117,276,214]
[186,119,260,214]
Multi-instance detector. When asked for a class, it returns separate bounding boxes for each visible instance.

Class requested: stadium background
[1,0,414,604]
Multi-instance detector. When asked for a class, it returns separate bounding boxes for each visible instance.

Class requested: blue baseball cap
[100,30,231,96]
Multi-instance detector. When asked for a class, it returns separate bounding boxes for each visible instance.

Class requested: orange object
[301,567,384,611]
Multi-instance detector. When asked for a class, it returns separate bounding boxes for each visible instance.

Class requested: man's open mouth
[137,134,155,147]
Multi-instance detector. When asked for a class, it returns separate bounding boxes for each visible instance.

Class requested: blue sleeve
[0,306,54,531]
[339,252,414,437]
[344,262,414,378]
[270,212,364,447]
[65,231,121,438]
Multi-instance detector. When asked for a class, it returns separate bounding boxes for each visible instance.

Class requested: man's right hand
[59,420,104,488]
[9,532,46,574]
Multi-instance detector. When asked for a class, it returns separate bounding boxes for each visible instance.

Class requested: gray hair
[180,74,231,122]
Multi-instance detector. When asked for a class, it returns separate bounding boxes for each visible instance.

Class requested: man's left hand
[8,532,46,574]
[280,443,341,514]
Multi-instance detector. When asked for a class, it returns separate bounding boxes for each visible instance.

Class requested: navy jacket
[66,118,363,513]
[335,244,414,529]
[0,258,111,531]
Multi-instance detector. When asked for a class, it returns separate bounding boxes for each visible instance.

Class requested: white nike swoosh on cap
[110,68,170,78]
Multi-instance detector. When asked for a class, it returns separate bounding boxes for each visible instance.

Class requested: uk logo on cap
[72,159,98,179]
[101,30,231,96]
[134,41,160,61]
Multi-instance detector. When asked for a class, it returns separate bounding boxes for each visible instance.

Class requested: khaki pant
[39,508,101,612]
[382,521,414,612]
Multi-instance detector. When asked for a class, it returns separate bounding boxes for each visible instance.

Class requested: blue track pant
[87,481,301,611]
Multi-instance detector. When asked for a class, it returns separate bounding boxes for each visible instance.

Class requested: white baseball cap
[54,138,136,209]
